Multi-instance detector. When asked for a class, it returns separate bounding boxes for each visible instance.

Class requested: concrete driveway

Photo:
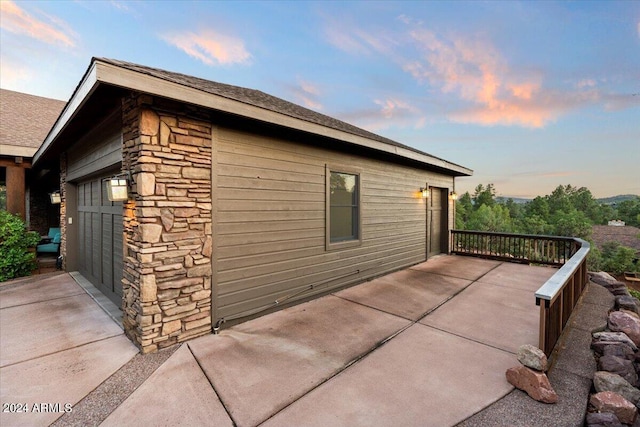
[1,256,559,426]
[0,273,138,427]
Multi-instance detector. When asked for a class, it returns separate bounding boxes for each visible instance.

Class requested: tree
[455,192,473,229]
[550,208,592,239]
[546,185,574,215]
[472,184,496,209]
[616,197,640,227]
[525,196,550,222]
[599,241,638,274]
[518,214,552,235]
[466,204,513,232]
[502,198,523,221]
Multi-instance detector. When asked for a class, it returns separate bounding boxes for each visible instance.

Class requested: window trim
[325,165,363,251]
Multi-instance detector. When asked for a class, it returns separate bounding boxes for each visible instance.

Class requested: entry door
[427,187,448,257]
[77,177,123,305]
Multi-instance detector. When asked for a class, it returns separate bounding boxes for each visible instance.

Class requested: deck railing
[450,230,590,356]
[450,230,580,266]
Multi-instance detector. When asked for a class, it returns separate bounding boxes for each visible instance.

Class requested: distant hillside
[496,197,531,204]
[597,195,639,205]
[494,194,639,205]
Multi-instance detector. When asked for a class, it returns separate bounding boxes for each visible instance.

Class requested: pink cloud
[287,78,324,110]
[338,97,427,132]
[374,98,420,119]
[404,29,565,128]
[0,56,33,86]
[162,30,251,66]
[0,0,76,47]
[324,17,633,129]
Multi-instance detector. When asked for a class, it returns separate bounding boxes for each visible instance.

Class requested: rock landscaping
[587,271,640,426]
[506,344,558,404]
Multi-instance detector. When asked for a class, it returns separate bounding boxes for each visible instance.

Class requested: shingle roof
[0,89,66,157]
[96,58,445,163]
[592,225,640,255]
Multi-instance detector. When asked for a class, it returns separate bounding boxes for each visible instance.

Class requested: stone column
[121,93,213,353]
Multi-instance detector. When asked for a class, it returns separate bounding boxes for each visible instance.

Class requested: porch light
[420,187,429,198]
[50,191,61,204]
[106,176,129,202]
[449,191,458,200]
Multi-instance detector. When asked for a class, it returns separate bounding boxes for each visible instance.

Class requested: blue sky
[1,0,638,198]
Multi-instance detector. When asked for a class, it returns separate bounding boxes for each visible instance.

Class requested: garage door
[77,177,123,305]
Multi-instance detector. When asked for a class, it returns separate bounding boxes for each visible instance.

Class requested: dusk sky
[1,1,638,198]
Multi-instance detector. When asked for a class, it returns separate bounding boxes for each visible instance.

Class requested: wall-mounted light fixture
[449,191,458,200]
[420,187,429,198]
[105,174,130,202]
[50,191,61,204]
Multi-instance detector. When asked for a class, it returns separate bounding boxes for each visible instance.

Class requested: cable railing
[450,230,590,356]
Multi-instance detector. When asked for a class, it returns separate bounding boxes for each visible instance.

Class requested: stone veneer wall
[121,93,213,353]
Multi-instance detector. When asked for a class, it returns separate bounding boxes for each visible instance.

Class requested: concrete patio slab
[0,293,124,367]
[409,255,501,281]
[0,335,137,427]
[420,282,538,353]
[189,295,410,427]
[262,324,516,427]
[335,269,472,320]
[0,273,83,309]
[476,262,557,292]
[101,345,232,427]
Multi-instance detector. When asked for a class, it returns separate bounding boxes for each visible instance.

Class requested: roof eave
[33,61,100,166]
[34,59,473,177]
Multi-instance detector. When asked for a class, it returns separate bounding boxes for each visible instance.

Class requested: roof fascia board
[97,61,472,176]
[33,62,100,165]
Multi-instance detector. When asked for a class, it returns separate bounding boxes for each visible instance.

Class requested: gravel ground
[51,345,179,427]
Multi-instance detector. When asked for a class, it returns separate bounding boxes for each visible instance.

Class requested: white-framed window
[326,165,362,250]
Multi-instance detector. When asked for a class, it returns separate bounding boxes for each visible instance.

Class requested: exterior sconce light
[449,191,458,200]
[50,191,62,204]
[420,187,429,198]
[106,175,129,202]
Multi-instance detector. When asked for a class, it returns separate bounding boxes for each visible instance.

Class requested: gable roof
[33,58,472,176]
[0,89,66,158]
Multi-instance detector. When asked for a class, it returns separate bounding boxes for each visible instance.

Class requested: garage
[62,109,124,305]
[76,176,123,305]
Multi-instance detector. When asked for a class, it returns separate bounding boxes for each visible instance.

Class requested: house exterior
[0,89,65,233]
[33,58,472,353]
[592,224,640,258]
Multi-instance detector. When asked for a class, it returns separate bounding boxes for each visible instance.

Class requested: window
[326,166,361,249]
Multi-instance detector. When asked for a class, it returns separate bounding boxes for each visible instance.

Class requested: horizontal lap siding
[214,128,453,319]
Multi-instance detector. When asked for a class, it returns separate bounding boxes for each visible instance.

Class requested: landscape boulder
[590,271,619,285]
[590,391,638,425]
[593,332,639,351]
[602,342,637,361]
[593,371,640,407]
[506,365,558,404]
[616,296,640,314]
[608,312,640,347]
[599,355,638,387]
[517,344,548,372]
[585,411,623,427]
